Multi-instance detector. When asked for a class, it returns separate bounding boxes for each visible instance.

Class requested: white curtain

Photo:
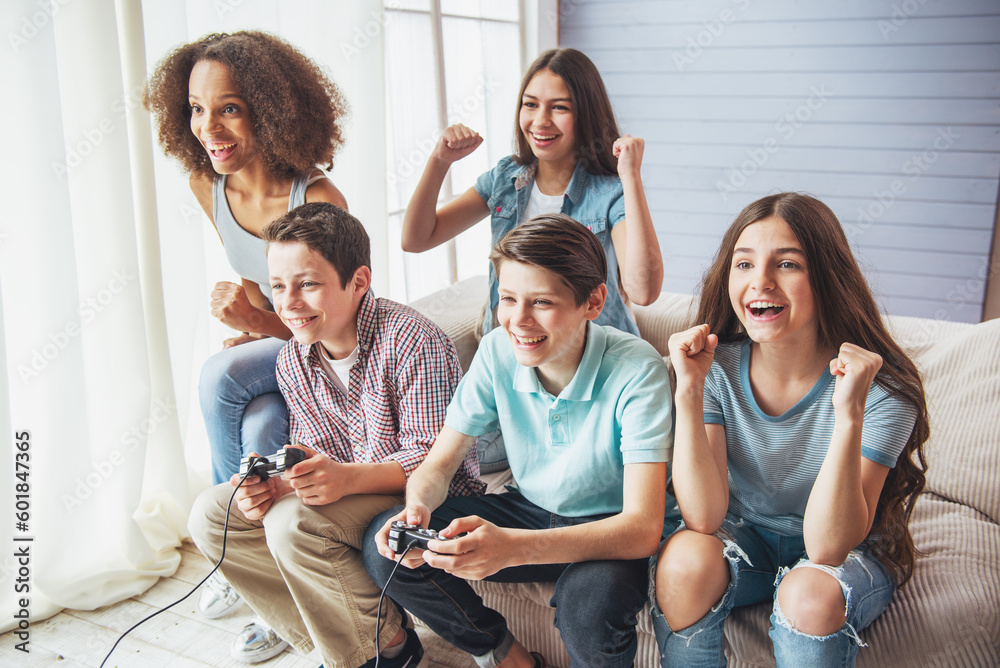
[0,0,387,631]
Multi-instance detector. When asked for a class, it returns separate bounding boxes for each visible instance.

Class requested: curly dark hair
[697,193,929,586]
[144,30,348,179]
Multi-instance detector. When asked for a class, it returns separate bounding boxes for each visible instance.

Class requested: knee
[362,507,405,587]
[199,350,243,402]
[554,561,646,650]
[655,530,729,612]
[775,565,847,637]
[188,485,232,554]
[261,497,319,563]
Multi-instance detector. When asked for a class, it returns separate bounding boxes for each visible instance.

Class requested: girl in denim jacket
[402,48,662,337]
[653,193,929,667]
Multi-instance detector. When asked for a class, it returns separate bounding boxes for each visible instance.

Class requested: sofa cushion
[896,317,1000,524]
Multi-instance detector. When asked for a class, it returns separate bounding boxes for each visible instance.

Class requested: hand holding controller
[387,521,459,554]
[239,447,306,480]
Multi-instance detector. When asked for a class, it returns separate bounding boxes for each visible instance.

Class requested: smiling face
[188,59,259,174]
[268,241,368,359]
[496,260,604,395]
[728,217,818,349]
[518,68,577,171]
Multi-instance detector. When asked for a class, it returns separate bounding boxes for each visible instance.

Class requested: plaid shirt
[276,291,484,498]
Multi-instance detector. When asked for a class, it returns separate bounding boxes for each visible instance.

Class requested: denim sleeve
[608,177,626,227]
[473,163,499,204]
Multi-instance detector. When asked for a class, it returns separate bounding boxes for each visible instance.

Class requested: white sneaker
[231,618,290,663]
[197,570,243,619]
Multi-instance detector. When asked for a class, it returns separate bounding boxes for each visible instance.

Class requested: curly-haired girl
[145,30,349,661]
[651,192,928,666]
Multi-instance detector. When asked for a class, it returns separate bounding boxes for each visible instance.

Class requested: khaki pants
[189,485,404,668]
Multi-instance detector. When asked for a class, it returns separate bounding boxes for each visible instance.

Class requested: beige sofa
[409,276,1000,667]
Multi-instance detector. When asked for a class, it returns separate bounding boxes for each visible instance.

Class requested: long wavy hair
[698,192,929,585]
[144,30,348,180]
[511,48,619,176]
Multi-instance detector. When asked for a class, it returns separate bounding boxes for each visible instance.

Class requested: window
[383,0,524,302]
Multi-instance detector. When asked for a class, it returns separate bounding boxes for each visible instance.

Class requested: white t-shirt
[316,343,359,395]
[519,181,564,224]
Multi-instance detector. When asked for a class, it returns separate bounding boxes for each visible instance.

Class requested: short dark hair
[261,202,369,288]
[489,213,607,306]
[512,48,620,176]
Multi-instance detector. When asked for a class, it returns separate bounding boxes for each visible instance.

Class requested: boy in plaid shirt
[190,202,483,668]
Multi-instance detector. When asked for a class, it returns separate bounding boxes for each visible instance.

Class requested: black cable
[374,542,417,668]
[99,461,263,668]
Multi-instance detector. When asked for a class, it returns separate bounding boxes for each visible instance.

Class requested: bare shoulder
[189,172,215,222]
[305,171,349,211]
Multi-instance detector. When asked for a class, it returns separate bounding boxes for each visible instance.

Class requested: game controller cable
[99,457,265,668]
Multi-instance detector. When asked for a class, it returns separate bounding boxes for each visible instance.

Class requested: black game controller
[388,521,458,554]
[239,447,306,480]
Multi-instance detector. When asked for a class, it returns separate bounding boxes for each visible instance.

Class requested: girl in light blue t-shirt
[652,193,929,667]
[401,47,663,338]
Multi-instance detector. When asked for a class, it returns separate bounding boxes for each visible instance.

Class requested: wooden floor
[0,540,478,668]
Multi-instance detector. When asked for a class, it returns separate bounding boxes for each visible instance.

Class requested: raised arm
[401,124,490,252]
[609,135,663,305]
[667,325,730,533]
[803,343,891,565]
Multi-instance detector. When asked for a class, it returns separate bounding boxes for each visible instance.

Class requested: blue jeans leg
[770,549,894,668]
[363,492,646,667]
[651,520,790,667]
[553,557,648,668]
[199,337,289,484]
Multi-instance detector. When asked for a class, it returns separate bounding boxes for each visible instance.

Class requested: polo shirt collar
[511,322,605,400]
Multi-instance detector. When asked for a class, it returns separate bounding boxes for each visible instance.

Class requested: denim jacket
[473,156,640,337]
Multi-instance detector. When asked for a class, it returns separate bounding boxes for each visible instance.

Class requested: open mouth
[514,334,547,345]
[530,132,559,145]
[285,316,317,328]
[207,142,237,161]
[747,301,786,318]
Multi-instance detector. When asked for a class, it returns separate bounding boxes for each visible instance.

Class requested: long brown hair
[512,48,619,176]
[698,192,929,584]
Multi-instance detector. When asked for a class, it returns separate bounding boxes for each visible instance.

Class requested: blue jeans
[651,519,895,668]
[198,337,289,484]
[363,492,649,668]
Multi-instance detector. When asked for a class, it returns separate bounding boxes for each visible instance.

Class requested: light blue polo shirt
[445,323,673,517]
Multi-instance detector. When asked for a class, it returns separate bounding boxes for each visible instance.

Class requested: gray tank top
[213,173,311,304]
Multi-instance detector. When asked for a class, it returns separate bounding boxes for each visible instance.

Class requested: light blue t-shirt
[704,339,918,536]
[473,157,640,337]
[445,322,673,517]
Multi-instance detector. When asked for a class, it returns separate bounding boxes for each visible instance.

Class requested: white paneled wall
[561,0,1000,322]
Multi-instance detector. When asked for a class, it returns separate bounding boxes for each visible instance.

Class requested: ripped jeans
[650,519,895,667]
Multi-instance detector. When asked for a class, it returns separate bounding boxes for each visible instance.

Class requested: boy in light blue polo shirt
[364,214,673,668]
